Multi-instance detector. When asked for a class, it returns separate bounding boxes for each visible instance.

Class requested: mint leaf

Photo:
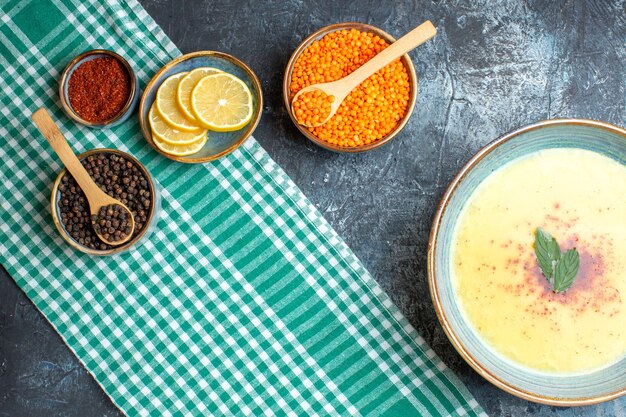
[553,248,580,293]
[533,228,580,293]
[534,228,561,284]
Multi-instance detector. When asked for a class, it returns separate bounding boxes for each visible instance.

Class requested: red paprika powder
[67,57,131,123]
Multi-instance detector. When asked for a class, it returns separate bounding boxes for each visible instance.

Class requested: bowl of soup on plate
[428,119,626,405]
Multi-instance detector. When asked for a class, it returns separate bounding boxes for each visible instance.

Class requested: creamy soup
[452,148,626,373]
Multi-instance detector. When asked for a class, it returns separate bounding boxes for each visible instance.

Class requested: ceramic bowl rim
[138,51,263,164]
[59,49,137,127]
[50,148,157,256]
[282,22,418,153]
[427,118,626,406]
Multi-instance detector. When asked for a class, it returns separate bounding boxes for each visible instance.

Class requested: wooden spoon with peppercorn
[32,108,135,246]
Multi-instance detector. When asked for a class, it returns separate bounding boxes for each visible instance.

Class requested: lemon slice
[191,73,254,132]
[155,72,200,132]
[152,127,207,156]
[177,67,223,121]
[149,104,206,145]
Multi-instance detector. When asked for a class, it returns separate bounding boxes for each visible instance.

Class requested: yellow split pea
[290,29,411,148]
[292,90,334,126]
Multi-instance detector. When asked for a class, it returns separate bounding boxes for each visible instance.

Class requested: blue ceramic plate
[139,51,262,163]
[428,119,626,406]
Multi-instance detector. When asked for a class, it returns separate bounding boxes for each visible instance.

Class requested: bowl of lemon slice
[139,51,263,163]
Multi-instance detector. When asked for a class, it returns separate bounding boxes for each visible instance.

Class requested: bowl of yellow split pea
[283,22,418,153]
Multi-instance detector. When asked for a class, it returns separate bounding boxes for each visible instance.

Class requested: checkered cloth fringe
[0,0,485,416]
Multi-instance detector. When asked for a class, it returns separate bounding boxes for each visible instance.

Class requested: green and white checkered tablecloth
[0,0,485,415]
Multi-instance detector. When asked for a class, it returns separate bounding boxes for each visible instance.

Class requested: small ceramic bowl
[139,51,263,163]
[428,119,626,405]
[50,148,160,256]
[283,22,418,153]
[59,49,139,128]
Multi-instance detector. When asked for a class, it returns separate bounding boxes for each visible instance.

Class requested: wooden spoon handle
[339,21,437,95]
[32,108,103,200]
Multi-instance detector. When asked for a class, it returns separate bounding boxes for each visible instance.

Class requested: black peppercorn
[57,152,152,250]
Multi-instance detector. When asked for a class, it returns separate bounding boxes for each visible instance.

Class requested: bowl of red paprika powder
[59,49,139,128]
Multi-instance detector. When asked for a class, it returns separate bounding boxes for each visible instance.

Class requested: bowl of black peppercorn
[50,148,159,255]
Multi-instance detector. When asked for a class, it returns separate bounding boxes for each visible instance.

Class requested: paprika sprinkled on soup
[67,56,131,123]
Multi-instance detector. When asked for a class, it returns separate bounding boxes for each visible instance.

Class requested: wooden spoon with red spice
[292,20,437,128]
[32,108,135,246]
